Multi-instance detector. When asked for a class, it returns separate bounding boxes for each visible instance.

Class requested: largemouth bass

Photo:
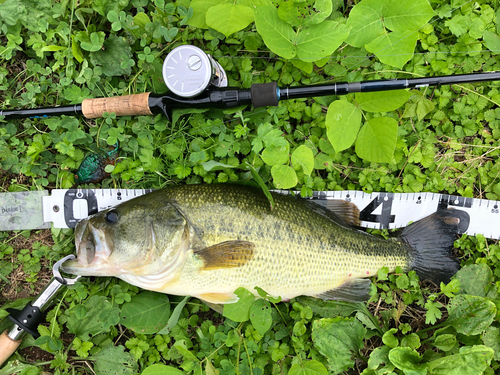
[62,184,465,305]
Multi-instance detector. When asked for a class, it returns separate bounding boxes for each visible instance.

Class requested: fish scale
[62,184,463,305]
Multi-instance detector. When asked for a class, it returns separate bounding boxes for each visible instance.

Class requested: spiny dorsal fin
[195,240,255,271]
[314,278,372,302]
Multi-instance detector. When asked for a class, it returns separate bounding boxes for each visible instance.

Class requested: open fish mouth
[61,221,118,276]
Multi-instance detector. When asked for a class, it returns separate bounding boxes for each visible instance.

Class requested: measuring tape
[0,188,490,239]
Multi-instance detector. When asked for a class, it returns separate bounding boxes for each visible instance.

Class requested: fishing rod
[2,45,500,122]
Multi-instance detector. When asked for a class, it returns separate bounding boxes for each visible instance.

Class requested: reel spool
[162,45,228,98]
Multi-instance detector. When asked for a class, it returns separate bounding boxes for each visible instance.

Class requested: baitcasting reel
[162,45,228,98]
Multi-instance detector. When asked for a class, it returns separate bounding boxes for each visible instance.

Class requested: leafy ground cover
[1,0,500,374]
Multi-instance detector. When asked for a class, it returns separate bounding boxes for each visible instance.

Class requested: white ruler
[32,188,500,239]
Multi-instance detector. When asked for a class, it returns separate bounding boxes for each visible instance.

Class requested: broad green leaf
[141,364,184,375]
[271,164,298,189]
[92,346,138,375]
[483,30,500,52]
[296,297,363,317]
[382,328,398,349]
[454,263,494,297]
[254,6,296,59]
[238,0,272,6]
[205,361,219,375]
[433,334,457,352]
[345,0,384,47]
[277,0,333,27]
[311,317,366,374]
[67,296,121,341]
[120,291,170,334]
[318,138,335,154]
[314,153,333,170]
[355,90,412,113]
[446,295,496,335]
[133,12,150,29]
[482,326,500,360]
[249,299,272,335]
[427,345,494,375]
[383,0,435,32]
[400,333,420,350]
[388,347,426,375]
[326,100,362,152]
[365,30,418,69]
[90,35,133,76]
[261,143,290,166]
[367,346,395,373]
[223,287,255,322]
[288,360,328,375]
[355,117,398,163]
[206,4,254,37]
[296,21,350,62]
[188,0,228,29]
[291,58,314,74]
[416,97,435,121]
[291,145,314,175]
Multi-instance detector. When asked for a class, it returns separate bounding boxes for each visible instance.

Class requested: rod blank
[1,71,500,121]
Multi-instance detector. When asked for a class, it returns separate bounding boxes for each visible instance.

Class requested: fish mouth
[62,220,120,276]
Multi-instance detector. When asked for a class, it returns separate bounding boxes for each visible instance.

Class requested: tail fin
[400,209,469,284]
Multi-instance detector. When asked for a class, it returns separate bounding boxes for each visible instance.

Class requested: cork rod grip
[81,93,153,119]
[0,330,21,366]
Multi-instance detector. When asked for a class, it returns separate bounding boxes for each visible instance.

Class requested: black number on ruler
[359,195,395,229]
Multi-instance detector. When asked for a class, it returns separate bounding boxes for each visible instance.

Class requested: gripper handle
[0,330,21,366]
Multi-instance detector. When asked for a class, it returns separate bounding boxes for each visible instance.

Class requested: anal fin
[314,278,372,302]
[198,292,238,304]
[202,301,225,314]
[195,240,255,270]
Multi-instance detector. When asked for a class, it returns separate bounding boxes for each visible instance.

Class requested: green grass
[0,0,500,374]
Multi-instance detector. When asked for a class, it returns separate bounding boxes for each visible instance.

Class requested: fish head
[62,197,190,278]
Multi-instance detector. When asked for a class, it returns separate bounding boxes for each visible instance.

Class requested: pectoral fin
[314,278,372,302]
[195,240,255,270]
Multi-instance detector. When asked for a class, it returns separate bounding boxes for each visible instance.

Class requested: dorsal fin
[305,199,360,227]
[194,240,255,270]
[323,200,361,227]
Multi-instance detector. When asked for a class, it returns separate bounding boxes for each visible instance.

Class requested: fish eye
[105,210,119,223]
